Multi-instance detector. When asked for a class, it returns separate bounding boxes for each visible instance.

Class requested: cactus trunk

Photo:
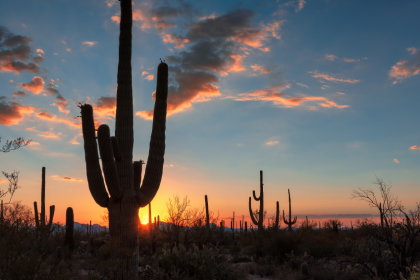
[65,207,74,251]
[283,189,297,232]
[79,0,168,277]
[249,170,264,234]
[34,167,55,240]
[205,195,210,229]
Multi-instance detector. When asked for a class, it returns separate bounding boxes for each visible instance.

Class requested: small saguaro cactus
[34,167,55,234]
[249,170,265,233]
[230,211,235,240]
[65,207,74,251]
[245,221,247,232]
[283,189,297,232]
[273,201,280,230]
[205,195,210,229]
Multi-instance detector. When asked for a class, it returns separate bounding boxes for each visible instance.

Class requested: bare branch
[1,171,21,203]
[0,137,31,153]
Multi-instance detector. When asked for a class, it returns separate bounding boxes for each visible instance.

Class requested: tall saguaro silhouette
[283,189,297,231]
[79,0,168,277]
[249,170,264,233]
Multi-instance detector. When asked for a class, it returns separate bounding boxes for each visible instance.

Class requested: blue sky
[1,0,420,225]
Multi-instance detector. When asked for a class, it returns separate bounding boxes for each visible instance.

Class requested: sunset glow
[1,0,420,228]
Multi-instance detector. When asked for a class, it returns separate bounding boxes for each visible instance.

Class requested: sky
[1,0,420,228]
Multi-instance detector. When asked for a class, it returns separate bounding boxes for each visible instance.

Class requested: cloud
[32,54,45,64]
[66,48,71,52]
[0,98,36,125]
[141,71,149,76]
[144,74,154,80]
[337,92,346,95]
[51,175,83,182]
[295,0,306,12]
[250,64,275,74]
[21,76,44,94]
[309,70,360,83]
[28,141,40,146]
[321,85,330,90]
[0,179,5,184]
[0,26,41,74]
[325,54,337,61]
[162,33,190,49]
[409,145,420,150]
[38,130,61,139]
[93,96,116,118]
[343,58,360,62]
[407,47,417,55]
[225,86,349,109]
[105,0,117,7]
[33,108,81,128]
[36,49,44,54]
[137,70,221,119]
[82,41,97,46]
[296,83,309,88]
[393,159,399,163]
[12,90,26,97]
[266,141,279,145]
[389,48,420,84]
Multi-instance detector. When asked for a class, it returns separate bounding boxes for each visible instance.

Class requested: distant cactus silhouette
[34,167,55,237]
[283,189,297,232]
[274,201,280,230]
[245,221,247,232]
[249,170,265,233]
[231,211,235,240]
[79,0,168,277]
[65,207,74,251]
[205,195,210,229]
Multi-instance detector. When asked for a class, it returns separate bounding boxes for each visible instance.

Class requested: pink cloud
[407,47,417,55]
[409,145,420,150]
[0,61,40,74]
[337,92,346,95]
[325,54,337,61]
[296,83,309,88]
[225,86,349,109]
[309,70,360,83]
[93,96,116,118]
[250,64,274,75]
[266,141,279,145]
[343,58,360,62]
[38,130,61,139]
[263,20,286,40]
[0,99,36,125]
[393,159,399,163]
[295,0,306,12]
[142,71,149,76]
[36,49,44,54]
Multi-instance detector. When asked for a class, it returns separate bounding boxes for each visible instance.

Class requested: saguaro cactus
[65,207,74,251]
[34,167,55,234]
[249,170,264,233]
[283,189,297,232]
[205,195,210,229]
[79,0,168,277]
[274,201,280,230]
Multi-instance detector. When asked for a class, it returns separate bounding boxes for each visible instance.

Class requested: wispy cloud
[296,83,309,88]
[337,92,346,95]
[325,54,337,61]
[52,175,83,182]
[82,41,97,46]
[343,58,360,62]
[393,159,399,163]
[144,74,154,80]
[295,0,306,12]
[309,70,360,83]
[250,64,275,74]
[389,48,420,84]
[224,86,349,109]
[38,130,61,139]
[266,140,279,145]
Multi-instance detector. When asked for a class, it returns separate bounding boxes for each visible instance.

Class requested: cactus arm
[136,62,168,207]
[111,136,121,161]
[283,209,289,224]
[34,201,39,227]
[48,205,55,227]
[291,216,297,225]
[252,190,260,201]
[133,160,143,192]
[80,104,109,208]
[41,167,45,226]
[249,197,259,225]
[98,124,121,199]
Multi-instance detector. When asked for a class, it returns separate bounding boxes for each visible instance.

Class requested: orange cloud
[0,60,40,74]
[38,130,61,139]
[144,74,154,80]
[163,33,190,49]
[111,15,120,24]
[409,145,420,150]
[52,175,83,182]
[266,141,279,145]
[12,90,26,97]
[28,141,40,146]
[142,71,149,76]
[82,41,97,46]
[136,72,221,120]
[0,99,36,125]
[309,70,360,83]
[407,47,417,55]
[225,53,246,73]
[393,159,399,163]
[105,0,117,7]
[36,49,44,54]
[389,60,420,84]
[325,54,337,61]
[21,76,44,94]
[263,20,286,40]
[225,86,349,109]
[66,48,71,52]
[93,96,116,118]
[295,0,306,12]
[0,179,5,184]
[337,92,346,95]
